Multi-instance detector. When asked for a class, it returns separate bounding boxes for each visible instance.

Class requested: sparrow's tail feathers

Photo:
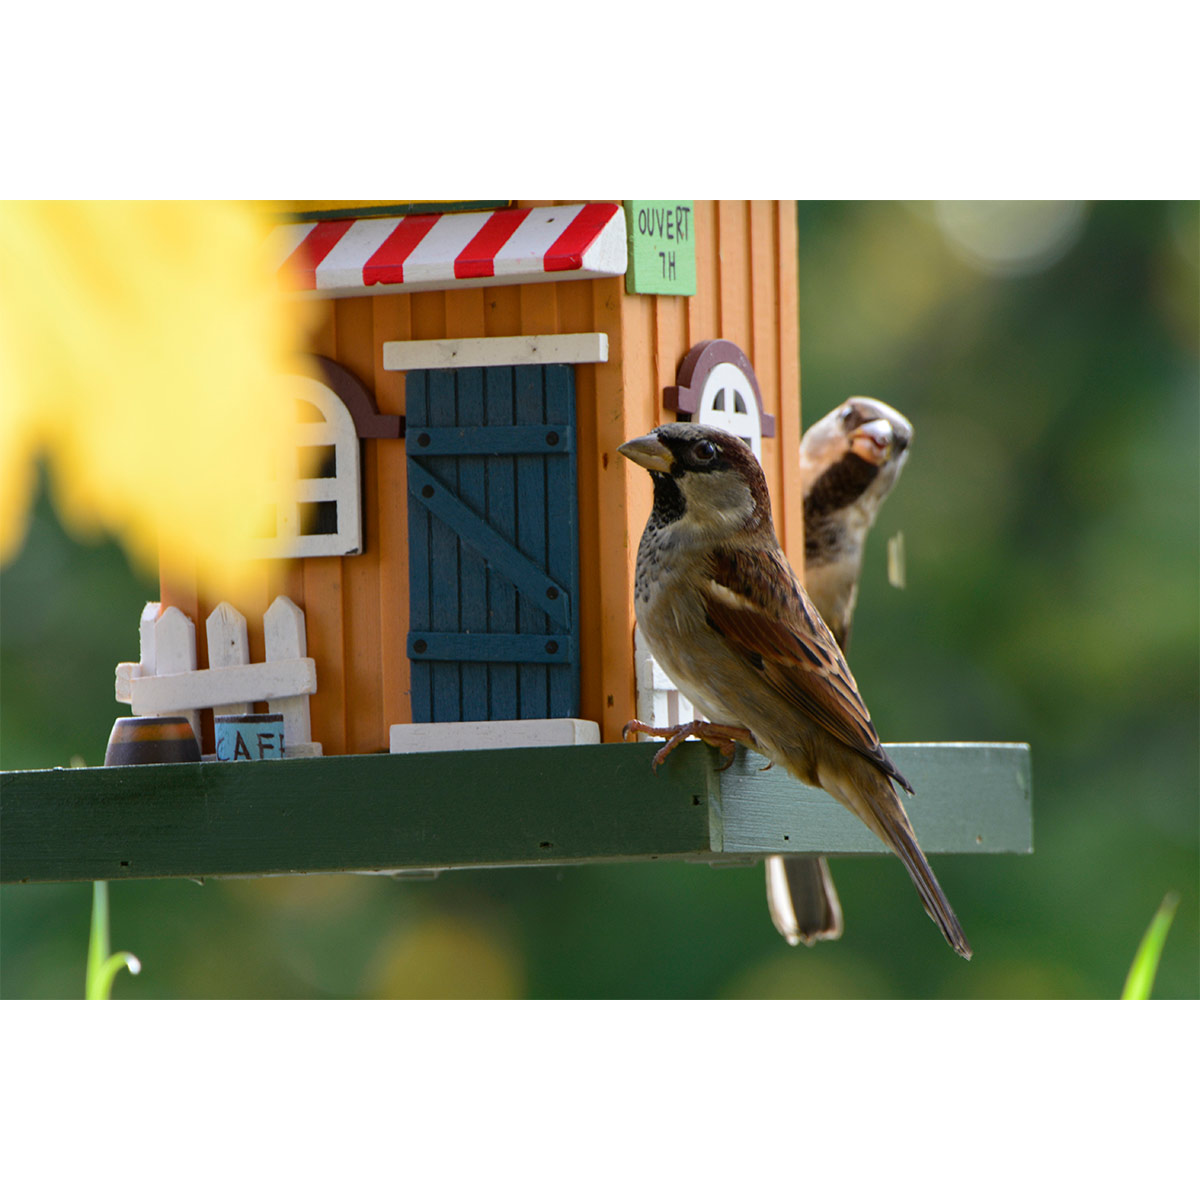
[765,854,844,946]
[869,787,973,961]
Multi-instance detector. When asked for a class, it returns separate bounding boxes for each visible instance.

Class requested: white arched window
[662,338,774,461]
[251,373,363,559]
[695,360,764,461]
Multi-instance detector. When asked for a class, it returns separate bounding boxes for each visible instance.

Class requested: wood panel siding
[775,202,804,569]
[373,292,413,731]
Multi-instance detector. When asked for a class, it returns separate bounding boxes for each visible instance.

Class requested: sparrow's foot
[622,719,751,773]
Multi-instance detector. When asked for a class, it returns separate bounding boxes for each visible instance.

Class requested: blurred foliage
[1121,891,1180,1000]
[85,880,141,1000]
[0,202,315,600]
[1,200,1196,999]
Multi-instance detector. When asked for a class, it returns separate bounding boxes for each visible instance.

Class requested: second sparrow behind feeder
[766,397,914,949]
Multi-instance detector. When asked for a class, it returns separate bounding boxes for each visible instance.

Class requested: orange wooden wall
[160,200,802,755]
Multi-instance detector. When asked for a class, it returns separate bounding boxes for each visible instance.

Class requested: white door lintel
[382,333,608,372]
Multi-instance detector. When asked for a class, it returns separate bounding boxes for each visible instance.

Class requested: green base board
[0,742,1031,884]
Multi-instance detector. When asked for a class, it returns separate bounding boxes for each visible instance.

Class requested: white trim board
[390,719,600,753]
[383,333,608,372]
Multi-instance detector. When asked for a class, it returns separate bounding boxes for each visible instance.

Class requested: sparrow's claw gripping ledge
[622,719,751,773]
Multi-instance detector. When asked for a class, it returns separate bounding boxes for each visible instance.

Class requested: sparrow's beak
[618,435,674,473]
[849,419,897,466]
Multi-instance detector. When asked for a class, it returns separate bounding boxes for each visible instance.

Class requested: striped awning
[271,203,627,298]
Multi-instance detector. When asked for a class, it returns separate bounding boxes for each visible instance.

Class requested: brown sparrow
[768,398,914,948]
[619,422,970,959]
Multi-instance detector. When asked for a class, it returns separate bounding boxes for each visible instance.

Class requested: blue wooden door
[406,364,580,723]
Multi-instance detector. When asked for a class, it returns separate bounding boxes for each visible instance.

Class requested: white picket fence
[634,625,699,735]
[115,596,321,757]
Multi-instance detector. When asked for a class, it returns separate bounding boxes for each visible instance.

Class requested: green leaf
[85,881,141,1000]
[1121,891,1179,1000]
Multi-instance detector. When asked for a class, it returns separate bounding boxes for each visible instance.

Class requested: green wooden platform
[0,742,1031,884]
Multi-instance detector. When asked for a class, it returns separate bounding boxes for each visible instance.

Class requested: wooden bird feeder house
[0,201,1031,887]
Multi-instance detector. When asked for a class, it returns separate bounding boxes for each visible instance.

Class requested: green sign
[624,201,696,295]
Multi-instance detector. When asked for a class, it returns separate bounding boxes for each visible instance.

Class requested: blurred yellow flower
[366,914,526,999]
[0,201,311,594]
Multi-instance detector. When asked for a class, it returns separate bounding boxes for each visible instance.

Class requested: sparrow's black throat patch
[648,471,687,527]
[806,452,879,516]
[804,452,879,562]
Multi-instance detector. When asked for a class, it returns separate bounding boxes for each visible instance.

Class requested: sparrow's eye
[693,440,718,464]
[839,405,854,424]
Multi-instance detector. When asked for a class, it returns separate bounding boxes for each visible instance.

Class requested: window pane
[298,444,337,480]
[295,399,325,422]
[299,500,339,536]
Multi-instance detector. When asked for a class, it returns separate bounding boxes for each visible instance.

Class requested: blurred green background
[2,200,1196,999]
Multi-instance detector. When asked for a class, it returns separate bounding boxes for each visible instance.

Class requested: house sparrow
[619,423,970,959]
[767,398,914,948]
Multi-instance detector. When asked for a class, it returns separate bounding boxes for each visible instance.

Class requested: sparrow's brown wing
[705,546,912,792]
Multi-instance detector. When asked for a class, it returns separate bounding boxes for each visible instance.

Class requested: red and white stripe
[270,204,627,297]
